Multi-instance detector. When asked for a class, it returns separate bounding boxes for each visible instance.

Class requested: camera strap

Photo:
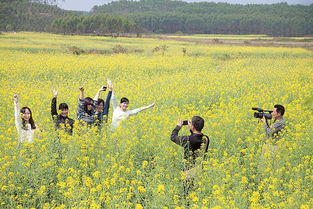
[202,135,210,153]
[265,119,271,128]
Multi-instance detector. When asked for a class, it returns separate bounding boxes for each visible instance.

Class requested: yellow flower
[157,184,165,193]
[241,176,248,184]
[92,171,101,178]
[249,191,260,203]
[137,186,146,193]
[37,185,46,196]
[135,204,143,209]
[142,160,148,168]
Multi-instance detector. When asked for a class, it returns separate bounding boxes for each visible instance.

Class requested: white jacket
[14,101,34,143]
[111,92,140,128]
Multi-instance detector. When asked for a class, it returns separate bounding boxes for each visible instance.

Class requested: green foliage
[92,0,188,14]
[93,0,313,37]
[51,14,139,35]
[0,1,80,32]
[0,0,312,37]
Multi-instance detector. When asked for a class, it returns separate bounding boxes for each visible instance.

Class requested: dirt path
[150,35,313,50]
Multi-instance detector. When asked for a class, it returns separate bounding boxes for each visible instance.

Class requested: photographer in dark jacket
[51,88,75,135]
[170,116,208,170]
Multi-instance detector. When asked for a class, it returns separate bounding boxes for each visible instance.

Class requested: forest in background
[0,0,313,36]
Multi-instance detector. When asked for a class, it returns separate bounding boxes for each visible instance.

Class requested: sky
[57,0,313,11]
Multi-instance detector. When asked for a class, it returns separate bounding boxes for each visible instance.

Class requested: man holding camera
[261,104,285,141]
[259,104,285,171]
[170,116,209,170]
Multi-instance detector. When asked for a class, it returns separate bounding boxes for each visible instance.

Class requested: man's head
[120,97,129,111]
[189,116,204,133]
[272,104,285,119]
[59,103,69,117]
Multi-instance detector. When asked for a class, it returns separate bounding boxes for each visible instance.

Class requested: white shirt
[14,101,34,143]
[111,92,141,128]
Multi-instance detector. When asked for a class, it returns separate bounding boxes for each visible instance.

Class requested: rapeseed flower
[0,32,312,208]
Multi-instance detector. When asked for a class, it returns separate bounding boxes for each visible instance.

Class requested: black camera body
[182,120,189,125]
[252,107,272,120]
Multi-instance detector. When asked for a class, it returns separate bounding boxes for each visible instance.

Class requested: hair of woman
[84,97,94,114]
[20,107,36,130]
[98,98,105,106]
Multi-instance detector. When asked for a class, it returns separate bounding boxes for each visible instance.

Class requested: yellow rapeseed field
[0,32,312,208]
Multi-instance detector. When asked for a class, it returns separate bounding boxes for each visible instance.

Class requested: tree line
[0,0,139,36]
[51,14,139,35]
[0,0,312,37]
[92,0,313,36]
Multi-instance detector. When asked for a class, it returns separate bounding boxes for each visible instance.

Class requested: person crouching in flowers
[111,90,155,129]
[14,93,36,144]
[51,88,75,135]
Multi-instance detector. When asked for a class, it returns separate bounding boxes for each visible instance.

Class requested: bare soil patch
[151,35,313,51]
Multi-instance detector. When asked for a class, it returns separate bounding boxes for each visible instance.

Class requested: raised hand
[79,87,85,100]
[13,93,19,102]
[177,119,183,127]
[107,79,113,91]
[52,88,58,97]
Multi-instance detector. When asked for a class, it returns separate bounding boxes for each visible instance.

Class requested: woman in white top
[111,91,155,128]
[14,93,36,144]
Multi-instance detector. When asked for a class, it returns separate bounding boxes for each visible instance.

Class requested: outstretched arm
[79,87,85,100]
[13,93,21,132]
[103,91,112,116]
[77,87,86,119]
[111,91,118,110]
[129,103,155,116]
[51,88,58,118]
[140,103,155,111]
[103,81,113,115]
[170,120,189,147]
[93,86,106,101]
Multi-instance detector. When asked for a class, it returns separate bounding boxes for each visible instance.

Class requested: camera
[252,107,272,120]
[102,86,107,91]
[182,120,189,125]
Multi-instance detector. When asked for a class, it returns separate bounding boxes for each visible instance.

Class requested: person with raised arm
[77,86,97,126]
[93,79,113,127]
[111,89,155,128]
[51,88,75,135]
[13,93,36,144]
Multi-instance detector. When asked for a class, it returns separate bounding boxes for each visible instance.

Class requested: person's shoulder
[276,118,285,124]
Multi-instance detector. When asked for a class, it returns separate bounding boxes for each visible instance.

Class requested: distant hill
[92,0,188,13]
[92,0,313,36]
[1,0,312,37]
[0,0,81,32]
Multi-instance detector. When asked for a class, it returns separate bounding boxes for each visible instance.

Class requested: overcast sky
[57,0,313,11]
